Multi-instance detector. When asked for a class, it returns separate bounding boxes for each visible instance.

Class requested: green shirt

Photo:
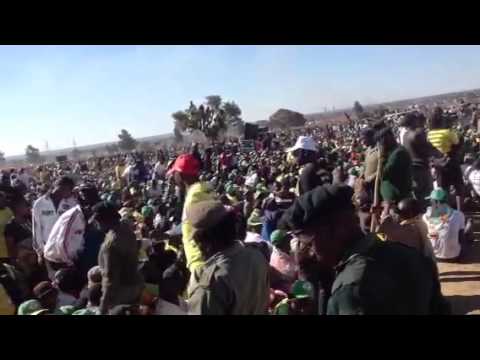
[327,234,449,315]
[187,243,270,315]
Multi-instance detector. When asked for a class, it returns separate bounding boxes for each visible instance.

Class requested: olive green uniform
[327,235,449,315]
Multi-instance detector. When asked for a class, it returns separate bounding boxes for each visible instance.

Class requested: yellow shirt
[427,129,459,155]
[182,182,215,272]
[0,207,14,258]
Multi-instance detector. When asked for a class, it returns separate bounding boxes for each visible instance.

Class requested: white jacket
[43,205,86,265]
[32,194,77,256]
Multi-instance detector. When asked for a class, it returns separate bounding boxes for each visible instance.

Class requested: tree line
[0,96,371,165]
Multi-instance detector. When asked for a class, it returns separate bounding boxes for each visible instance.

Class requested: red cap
[167,154,200,177]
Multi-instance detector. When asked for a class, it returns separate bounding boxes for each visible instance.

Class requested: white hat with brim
[286,136,318,153]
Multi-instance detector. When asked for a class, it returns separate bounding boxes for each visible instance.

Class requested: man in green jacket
[375,127,413,217]
[282,184,450,315]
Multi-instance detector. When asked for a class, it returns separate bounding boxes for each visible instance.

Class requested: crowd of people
[1,99,480,315]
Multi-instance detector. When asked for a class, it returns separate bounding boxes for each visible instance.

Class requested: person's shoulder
[334,254,369,291]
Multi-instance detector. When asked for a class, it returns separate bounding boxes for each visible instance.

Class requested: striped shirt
[427,129,459,155]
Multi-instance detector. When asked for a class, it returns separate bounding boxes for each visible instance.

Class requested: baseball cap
[426,188,448,202]
[72,308,98,315]
[17,299,46,315]
[291,280,314,299]
[247,209,263,227]
[166,154,200,177]
[270,229,288,247]
[287,136,318,153]
[141,205,154,218]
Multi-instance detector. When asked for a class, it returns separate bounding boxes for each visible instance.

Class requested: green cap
[58,305,76,315]
[291,280,314,299]
[273,298,290,315]
[72,308,98,315]
[226,184,237,195]
[426,188,448,202]
[270,229,287,247]
[17,300,46,315]
[141,205,154,218]
[247,209,263,227]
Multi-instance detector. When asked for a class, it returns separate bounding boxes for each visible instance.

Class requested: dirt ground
[438,213,480,315]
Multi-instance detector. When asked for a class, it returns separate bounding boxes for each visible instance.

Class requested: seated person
[423,188,466,262]
[377,198,435,260]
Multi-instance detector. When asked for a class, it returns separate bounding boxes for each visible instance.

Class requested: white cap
[286,136,318,153]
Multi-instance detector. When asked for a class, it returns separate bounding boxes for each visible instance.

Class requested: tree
[173,99,227,143]
[269,109,307,129]
[223,101,243,129]
[25,145,41,164]
[174,124,184,143]
[205,95,222,110]
[353,101,366,119]
[118,129,137,152]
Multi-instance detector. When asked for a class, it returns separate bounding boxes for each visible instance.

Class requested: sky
[2,45,480,156]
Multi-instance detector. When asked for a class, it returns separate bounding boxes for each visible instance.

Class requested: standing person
[360,128,378,199]
[427,109,464,210]
[282,184,449,315]
[43,184,101,280]
[375,127,413,218]
[0,192,14,263]
[91,202,144,314]
[287,136,321,195]
[167,154,215,273]
[153,156,167,180]
[186,200,269,315]
[4,196,32,262]
[402,113,440,209]
[32,177,77,266]
[423,188,466,262]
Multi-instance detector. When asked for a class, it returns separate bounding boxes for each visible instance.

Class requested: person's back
[380,145,413,203]
[188,242,269,315]
[327,235,448,315]
[98,221,144,313]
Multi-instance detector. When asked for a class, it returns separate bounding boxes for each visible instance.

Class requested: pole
[370,147,384,233]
